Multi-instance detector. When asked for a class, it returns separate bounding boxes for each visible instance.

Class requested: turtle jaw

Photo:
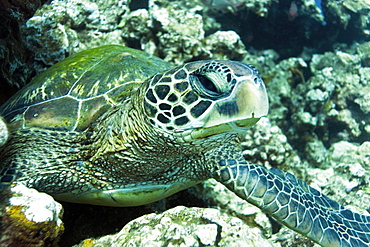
[183,117,262,141]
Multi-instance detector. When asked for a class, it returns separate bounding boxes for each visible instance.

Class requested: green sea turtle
[0,45,369,246]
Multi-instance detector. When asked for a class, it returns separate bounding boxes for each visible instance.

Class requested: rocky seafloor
[0,0,369,246]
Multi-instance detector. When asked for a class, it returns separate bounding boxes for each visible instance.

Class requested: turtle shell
[0,45,173,132]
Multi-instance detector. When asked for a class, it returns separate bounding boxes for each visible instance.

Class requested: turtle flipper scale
[215,158,370,247]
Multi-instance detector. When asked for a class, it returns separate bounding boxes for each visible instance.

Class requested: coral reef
[0,0,369,246]
[22,0,131,67]
[266,41,370,166]
[150,3,205,63]
[0,0,48,101]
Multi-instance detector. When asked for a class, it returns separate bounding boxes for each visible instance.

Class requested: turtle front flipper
[213,144,370,247]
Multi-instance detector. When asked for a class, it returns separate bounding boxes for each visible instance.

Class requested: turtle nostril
[254,76,263,86]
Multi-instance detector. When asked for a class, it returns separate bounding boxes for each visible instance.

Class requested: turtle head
[142,60,268,141]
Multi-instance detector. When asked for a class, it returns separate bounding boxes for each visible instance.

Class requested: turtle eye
[190,74,221,98]
[197,75,219,94]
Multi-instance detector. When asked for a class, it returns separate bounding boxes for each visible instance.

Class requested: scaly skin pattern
[0,107,214,205]
[211,137,370,247]
[0,46,369,246]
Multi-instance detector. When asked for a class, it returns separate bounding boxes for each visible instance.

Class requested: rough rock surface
[202,30,246,60]
[22,0,130,68]
[0,183,64,246]
[0,0,48,98]
[74,206,273,247]
[0,117,8,146]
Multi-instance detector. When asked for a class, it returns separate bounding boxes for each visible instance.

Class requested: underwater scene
[0,0,369,246]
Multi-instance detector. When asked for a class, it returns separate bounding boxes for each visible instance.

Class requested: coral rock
[75,206,273,247]
[0,117,9,146]
[0,183,64,246]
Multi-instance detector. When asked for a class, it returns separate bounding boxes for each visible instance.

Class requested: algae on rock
[0,183,64,246]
